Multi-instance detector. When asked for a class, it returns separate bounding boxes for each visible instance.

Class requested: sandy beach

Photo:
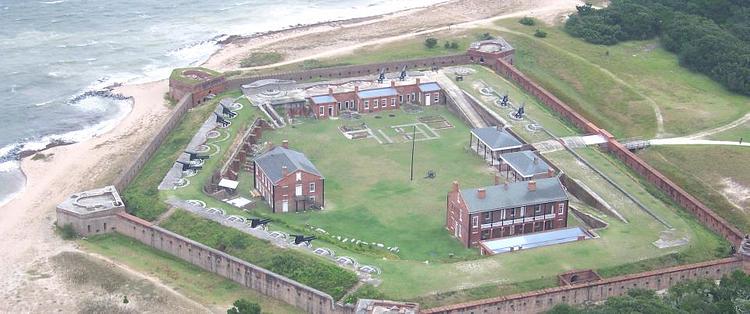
[0,0,580,311]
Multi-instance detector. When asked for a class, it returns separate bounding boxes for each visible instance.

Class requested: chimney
[282,165,288,177]
[528,180,537,192]
[452,181,460,193]
[496,125,502,131]
[416,78,421,86]
[547,168,555,178]
[282,139,289,149]
[494,174,501,186]
[391,80,396,87]
[328,87,333,95]
[533,157,539,165]
[354,85,359,93]
[477,188,486,199]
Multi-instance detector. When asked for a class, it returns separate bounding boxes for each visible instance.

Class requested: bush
[444,41,451,49]
[239,52,283,68]
[424,37,438,49]
[344,284,387,304]
[519,16,536,26]
[59,224,77,240]
[478,32,494,40]
[534,29,548,38]
[227,299,260,314]
[449,41,459,49]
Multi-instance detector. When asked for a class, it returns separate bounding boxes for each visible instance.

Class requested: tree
[444,41,451,49]
[424,37,438,49]
[519,17,536,26]
[450,42,459,49]
[534,29,548,38]
[227,299,261,314]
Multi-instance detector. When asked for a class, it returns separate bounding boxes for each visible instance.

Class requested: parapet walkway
[435,71,487,128]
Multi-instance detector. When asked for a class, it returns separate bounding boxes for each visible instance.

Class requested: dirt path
[682,112,750,140]
[491,25,667,138]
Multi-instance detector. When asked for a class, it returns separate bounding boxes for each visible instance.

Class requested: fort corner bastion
[57,37,750,313]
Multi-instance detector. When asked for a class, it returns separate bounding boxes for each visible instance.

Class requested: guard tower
[467,38,515,66]
[56,186,125,236]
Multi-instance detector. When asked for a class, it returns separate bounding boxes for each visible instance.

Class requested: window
[558,203,565,214]
[296,172,302,181]
[483,212,491,222]
[399,95,403,103]
[295,184,302,196]
[434,94,439,102]
[364,100,369,109]
[374,99,378,108]
[481,230,490,240]
[319,106,324,116]
[411,93,416,101]
[534,205,542,215]
[391,98,396,107]
[309,182,315,193]
[508,208,515,218]
[520,206,526,217]
[381,98,386,107]
[472,216,478,228]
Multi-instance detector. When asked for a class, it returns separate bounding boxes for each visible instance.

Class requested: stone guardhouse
[253,140,325,213]
[56,185,125,236]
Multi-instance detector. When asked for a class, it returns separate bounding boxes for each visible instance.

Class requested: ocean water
[0,0,445,206]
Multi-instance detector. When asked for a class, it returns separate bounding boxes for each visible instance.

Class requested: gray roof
[460,177,568,213]
[357,87,397,99]
[500,151,551,178]
[419,82,441,92]
[471,127,523,151]
[310,95,336,104]
[254,146,324,183]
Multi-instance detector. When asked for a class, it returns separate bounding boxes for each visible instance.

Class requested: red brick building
[307,79,445,119]
[445,177,569,248]
[253,140,324,213]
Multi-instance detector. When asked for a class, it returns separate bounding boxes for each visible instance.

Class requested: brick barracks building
[445,177,569,248]
[307,79,445,119]
[253,140,324,213]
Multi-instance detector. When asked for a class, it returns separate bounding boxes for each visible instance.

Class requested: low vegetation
[240,52,283,68]
[227,299,261,314]
[565,1,750,95]
[424,37,438,49]
[549,271,750,313]
[58,223,77,240]
[161,210,358,300]
[80,234,302,313]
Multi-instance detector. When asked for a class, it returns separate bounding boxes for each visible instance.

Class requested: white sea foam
[41,0,66,4]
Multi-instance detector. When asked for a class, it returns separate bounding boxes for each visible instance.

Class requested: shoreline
[0,0,582,311]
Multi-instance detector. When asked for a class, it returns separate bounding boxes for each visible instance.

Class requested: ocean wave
[47,71,72,79]
[41,0,65,4]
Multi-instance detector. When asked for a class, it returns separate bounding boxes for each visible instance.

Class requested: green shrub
[478,32,494,40]
[227,299,260,314]
[444,41,451,49]
[424,37,438,49]
[239,52,283,68]
[534,29,548,38]
[449,41,459,49]
[519,17,536,26]
[59,224,77,240]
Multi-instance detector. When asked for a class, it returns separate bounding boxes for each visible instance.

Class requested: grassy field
[493,19,750,139]
[707,123,750,142]
[639,146,750,232]
[79,234,303,313]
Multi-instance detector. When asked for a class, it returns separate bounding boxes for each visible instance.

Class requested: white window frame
[295,184,302,196]
[296,172,302,181]
[319,106,324,116]
[391,98,396,107]
[558,203,565,214]
[309,182,315,193]
[374,99,379,108]
[472,216,478,228]
[364,100,369,109]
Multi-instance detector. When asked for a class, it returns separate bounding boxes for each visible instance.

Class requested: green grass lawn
[639,146,750,232]
[708,123,750,142]
[80,234,303,313]
[493,19,750,139]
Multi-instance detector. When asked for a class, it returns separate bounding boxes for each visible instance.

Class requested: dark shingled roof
[471,127,523,151]
[500,151,551,178]
[460,177,568,213]
[254,146,323,184]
